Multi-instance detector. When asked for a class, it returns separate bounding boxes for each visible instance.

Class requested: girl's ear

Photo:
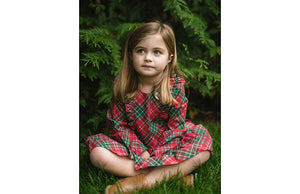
[168,54,174,64]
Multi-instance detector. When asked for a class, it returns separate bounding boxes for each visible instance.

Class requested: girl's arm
[107,100,148,156]
[152,77,187,152]
[167,77,187,131]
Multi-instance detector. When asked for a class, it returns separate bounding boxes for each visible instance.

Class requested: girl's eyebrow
[134,46,145,49]
[152,47,164,50]
[134,46,165,50]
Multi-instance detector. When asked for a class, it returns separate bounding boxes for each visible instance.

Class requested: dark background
[79,0,221,141]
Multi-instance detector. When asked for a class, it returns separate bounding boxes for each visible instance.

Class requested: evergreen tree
[79,0,220,140]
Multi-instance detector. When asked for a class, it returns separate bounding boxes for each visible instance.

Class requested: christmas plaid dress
[86,75,213,170]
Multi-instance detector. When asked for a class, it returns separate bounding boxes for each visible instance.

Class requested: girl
[86,21,213,194]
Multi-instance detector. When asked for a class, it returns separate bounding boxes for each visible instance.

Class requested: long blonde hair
[114,21,181,106]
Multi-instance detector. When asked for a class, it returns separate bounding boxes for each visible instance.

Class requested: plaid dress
[86,75,213,170]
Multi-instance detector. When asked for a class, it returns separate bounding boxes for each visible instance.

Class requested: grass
[80,120,220,194]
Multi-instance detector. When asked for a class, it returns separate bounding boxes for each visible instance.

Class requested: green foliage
[80,1,221,192]
[80,0,220,138]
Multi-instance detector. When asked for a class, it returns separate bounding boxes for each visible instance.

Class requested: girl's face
[132,34,172,81]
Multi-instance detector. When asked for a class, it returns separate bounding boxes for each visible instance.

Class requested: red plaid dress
[86,75,213,170]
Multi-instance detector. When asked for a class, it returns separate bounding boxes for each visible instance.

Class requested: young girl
[86,21,213,194]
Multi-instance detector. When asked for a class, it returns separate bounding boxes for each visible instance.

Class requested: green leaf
[80,98,86,108]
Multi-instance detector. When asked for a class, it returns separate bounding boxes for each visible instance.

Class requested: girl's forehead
[135,34,167,48]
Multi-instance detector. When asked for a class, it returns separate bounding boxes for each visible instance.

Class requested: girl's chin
[138,73,163,79]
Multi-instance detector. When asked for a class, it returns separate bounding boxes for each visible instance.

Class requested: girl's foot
[105,173,194,194]
[182,174,194,186]
[105,174,147,194]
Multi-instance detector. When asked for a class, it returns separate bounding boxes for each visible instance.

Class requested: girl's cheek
[133,55,142,64]
[132,57,137,64]
[132,58,140,67]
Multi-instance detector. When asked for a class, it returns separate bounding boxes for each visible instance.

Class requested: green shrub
[79,0,220,139]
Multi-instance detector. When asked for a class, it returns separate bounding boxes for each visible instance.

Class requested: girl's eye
[137,49,145,54]
[154,50,161,55]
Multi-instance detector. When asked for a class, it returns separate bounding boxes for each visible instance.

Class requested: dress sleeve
[167,77,188,132]
[107,100,147,156]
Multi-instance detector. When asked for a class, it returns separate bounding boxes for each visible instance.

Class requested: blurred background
[79,0,220,141]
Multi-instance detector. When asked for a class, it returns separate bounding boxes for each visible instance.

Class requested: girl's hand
[140,151,150,159]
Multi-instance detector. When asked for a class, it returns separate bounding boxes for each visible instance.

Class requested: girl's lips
[142,65,154,68]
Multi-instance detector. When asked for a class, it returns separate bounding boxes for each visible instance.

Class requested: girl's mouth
[142,65,154,68]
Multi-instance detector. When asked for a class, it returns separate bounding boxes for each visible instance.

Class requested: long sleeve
[168,77,187,131]
[107,100,147,156]
[159,76,188,144]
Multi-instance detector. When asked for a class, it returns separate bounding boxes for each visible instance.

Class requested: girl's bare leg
[90,147,150,177]
[102,150,210,193]
[144,151,211,186]
[91,147,210,187]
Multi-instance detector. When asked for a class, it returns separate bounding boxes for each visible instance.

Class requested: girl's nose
[144,52,152,62]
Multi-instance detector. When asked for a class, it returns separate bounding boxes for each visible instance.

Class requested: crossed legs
[90,147,150,177]
[90,147,211,187]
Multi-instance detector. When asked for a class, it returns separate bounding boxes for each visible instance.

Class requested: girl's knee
[90,147,109,169]
[197,150,211,165]
[189,150,211,168]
